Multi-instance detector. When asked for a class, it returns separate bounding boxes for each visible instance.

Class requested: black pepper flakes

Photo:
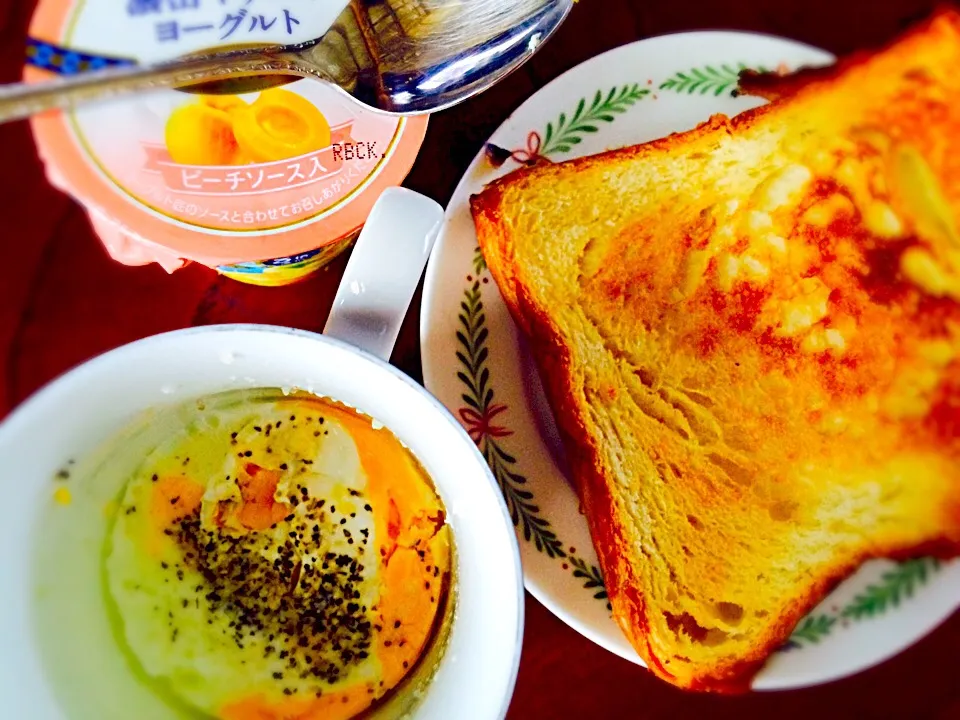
[163,475,380,689]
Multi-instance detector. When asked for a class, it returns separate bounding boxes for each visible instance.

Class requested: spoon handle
[0,49,297,124]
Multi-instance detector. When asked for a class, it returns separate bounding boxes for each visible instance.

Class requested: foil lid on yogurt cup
[25,0,428,271]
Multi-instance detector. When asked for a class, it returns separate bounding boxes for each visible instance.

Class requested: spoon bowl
[1,0,574,123]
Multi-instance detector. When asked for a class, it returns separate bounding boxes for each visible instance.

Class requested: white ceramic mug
[0,188,524,719]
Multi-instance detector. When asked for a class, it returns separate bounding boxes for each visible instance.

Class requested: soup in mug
[33,389,455,720]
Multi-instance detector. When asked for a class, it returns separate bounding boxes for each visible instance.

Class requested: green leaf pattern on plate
[840,558,942,621]
[472,245,487,276]
[456,280,565,557]
[787,614,837,647]
[785,558,943,649]
[541,84,650,155]
[570,555,610,607]
[659,63,768,96]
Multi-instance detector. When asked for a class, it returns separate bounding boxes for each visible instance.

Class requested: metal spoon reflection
[0,0,574,123]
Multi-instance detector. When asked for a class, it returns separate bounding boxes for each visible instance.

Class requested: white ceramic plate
[420,31,960,690]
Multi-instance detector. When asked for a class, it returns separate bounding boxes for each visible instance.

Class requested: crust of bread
[470,7,960,693]
[737,65,839,102]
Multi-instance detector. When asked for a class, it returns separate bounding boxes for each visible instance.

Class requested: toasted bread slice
[471,9,960,693]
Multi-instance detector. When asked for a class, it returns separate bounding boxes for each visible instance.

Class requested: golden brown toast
[470,9,960,693]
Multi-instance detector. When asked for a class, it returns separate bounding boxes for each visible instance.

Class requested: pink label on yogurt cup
[26,0,427,268]
[140,123,357,196]
[71,85,402,234]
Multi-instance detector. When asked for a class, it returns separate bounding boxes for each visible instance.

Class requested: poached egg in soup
[104,390,452,720]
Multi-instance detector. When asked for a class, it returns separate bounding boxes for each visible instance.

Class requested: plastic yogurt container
[25,0,428,286]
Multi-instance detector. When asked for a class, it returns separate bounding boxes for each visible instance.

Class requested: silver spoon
[0,0,573,124]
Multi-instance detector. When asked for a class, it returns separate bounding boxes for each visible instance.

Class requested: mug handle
[323,187,444,362]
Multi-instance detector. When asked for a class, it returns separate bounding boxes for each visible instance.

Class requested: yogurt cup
[25,0,428,286]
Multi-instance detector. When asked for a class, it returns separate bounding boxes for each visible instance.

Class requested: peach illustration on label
[234,88,332,163]
[165,101,242,166]
[163,89,332,167]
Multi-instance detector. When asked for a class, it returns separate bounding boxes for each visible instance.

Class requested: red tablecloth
[1,0,957,717]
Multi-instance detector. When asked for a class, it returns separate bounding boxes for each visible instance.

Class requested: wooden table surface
[1,0,957,717]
